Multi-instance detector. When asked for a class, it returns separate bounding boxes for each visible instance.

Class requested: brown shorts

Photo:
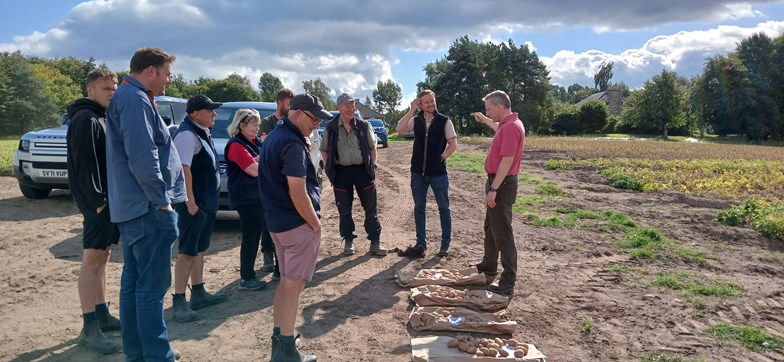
[270,223,321,281]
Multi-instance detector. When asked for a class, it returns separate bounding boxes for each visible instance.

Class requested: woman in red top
[225,109,273,290]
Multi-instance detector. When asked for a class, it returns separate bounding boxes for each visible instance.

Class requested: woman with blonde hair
[224,109,274,290]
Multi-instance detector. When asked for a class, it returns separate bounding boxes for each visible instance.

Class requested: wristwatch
[488,185,498,192]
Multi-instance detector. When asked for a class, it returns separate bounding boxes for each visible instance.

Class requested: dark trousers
[236,204,264,280]
[477,175,518,289]
[333,164,382,242]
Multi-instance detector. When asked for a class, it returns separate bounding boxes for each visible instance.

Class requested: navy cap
[290,94,333,119]
[186,94,222,113]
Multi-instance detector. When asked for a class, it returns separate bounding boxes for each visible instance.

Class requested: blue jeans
[411,173,451,250]
[118,209,179,362]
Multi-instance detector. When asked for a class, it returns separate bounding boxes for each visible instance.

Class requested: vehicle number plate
[40,169,67,177]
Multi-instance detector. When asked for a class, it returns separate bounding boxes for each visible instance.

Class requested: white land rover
[13,96,188,199]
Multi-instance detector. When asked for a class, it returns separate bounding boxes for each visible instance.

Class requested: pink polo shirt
[484,113,525,176]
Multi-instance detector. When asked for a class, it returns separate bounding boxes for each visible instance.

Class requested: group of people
[65,46,525,362]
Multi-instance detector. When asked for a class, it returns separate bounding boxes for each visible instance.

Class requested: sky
[2,0,784,108]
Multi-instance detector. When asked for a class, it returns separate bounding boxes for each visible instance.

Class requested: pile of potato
[447,334,529,358]
[418,269,468,280]
[418,307,482,324]
[429,286,469,299]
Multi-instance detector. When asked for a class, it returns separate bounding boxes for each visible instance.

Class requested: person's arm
[486,156,514,208]
[396,98,419,134]
[287,176,321,233]
[173,131,200,215]
[121,96,170,210]
[367,124,377,164]
[319,127,329,165]
[471,112,498,131]
[181,165,198,215]
[442,119,458,159]
[70,112,109,212]
[227,142,259,177]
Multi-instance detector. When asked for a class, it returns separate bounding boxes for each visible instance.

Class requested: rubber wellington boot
[343,238,355,256]
[369,239,387,256]
[97,310,121,332]
[78,319,120,354]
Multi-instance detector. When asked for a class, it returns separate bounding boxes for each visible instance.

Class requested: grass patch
[516,195,546,205]
[616,228,713,267]
[580,316,595,334]
[535,181,564,196]
[604,210,637,229]
[704,323,783,353]
[543,159,571,170]
[519,172,544,184]
[0,139,17,176]
[652,271,743,298]
[448,152,486,174]
[759,251,784,262]
[607,263,645,275]
[602,167,646,191]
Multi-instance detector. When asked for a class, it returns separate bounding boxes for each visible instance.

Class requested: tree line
[2,31,783,140]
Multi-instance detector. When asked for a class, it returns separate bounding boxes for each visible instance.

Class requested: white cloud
[541,20,784,87]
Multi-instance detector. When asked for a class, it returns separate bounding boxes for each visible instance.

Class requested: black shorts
[174,202,216,256]
[79,204,120,250]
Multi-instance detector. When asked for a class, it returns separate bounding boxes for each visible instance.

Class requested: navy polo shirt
[258,117,321,233]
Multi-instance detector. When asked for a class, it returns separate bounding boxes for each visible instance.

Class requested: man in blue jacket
[106,47,185,362]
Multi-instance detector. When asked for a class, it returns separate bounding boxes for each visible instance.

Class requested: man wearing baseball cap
[171,94,227,322]
[259,93,328,361]
[320,93,385,256]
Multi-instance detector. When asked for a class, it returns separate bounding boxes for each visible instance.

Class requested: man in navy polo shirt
[259,93,328,362]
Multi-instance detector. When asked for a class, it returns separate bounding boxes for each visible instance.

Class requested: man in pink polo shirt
[470,90,525,296]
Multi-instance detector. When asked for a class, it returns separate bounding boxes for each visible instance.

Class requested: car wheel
[383,141,389,148]
[19,184,51,199]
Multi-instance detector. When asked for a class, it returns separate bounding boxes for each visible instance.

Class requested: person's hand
[186,201,199,216]
[160,204,173,211]
[471,112,490,124]
[254,155,260,162]
[485,191,497,208]
[310,221,321,234]
[410,98,421,112]
[97,204,107,214]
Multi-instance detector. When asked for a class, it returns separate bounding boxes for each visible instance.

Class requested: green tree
[258,72,284,102]
[0,52,59,135]
[621,69,684,137]
[567,83,595,103]
[736,32,781,139]
[28,56,96,97]
[30,63,82,113]
[594,62,614,91]
[578,100,610,133]
[699,55,755,137]
[195,73,260,102]
[301,78,336,110]
[164,73,192,99]
[372,79,402,122]
[551,104,580,135]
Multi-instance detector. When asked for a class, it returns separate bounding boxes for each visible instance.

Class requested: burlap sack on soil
[411,336,546,362]
[410,285,510,312]
[396,267,487,288]
[408,306,517,334]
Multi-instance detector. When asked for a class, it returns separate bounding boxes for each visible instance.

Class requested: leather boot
[172,294,200,322]
[343,238,355,256]
[78,319,120,354]
[97,309,121,332]
[190,284,227,310]
[369,239,387,256]
[262,250,275,272]
[271,335,316,362]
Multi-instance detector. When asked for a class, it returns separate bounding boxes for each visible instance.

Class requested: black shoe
[190,285,228,310]
[369,239,387,256]
[172,294,200,322]
[97,311,121,332]
[488,283,514,297]
[437,249,449,257]
[271,335,315,362]
[78,319,120,354]
[401,244,426,259]
[343,238,355,256]
[239,278,267,291]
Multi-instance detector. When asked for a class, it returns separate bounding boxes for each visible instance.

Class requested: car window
[213,107,275,139]
[369,120,384,127]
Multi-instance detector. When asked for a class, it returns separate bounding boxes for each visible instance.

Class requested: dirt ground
[1,140,784,362]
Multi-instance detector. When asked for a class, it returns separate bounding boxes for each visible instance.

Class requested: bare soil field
[1,140,783,361]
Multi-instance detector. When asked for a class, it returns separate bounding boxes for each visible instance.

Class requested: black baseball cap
[290,94,333,119]
[186,94,222,113]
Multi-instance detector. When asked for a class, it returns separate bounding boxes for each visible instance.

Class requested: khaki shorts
[270,223,321,281]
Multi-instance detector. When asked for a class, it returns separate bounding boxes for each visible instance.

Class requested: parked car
[367,119,389,148]
[212,102,322,210]
[317,111,373,142]
[13,96,187,199]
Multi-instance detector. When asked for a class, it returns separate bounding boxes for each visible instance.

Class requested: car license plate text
[41,169,67,177]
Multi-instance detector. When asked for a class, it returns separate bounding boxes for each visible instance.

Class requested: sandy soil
[1,141,783,362]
